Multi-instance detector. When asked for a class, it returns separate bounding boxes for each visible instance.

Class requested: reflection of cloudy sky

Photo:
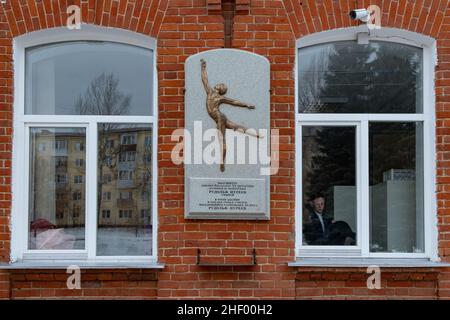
[26,42,153,115]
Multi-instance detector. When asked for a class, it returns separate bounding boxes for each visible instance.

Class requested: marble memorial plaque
[184,49,270,220]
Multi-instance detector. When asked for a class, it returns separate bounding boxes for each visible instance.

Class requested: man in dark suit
[303,195,333,245]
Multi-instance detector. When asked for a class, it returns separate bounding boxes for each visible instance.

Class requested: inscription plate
[188,178,267,219]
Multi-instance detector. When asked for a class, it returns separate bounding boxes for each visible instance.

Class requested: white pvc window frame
[11,25,158,264]
[295,26,438,261]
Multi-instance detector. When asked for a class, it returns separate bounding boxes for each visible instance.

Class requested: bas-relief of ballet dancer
[200,58,262,172]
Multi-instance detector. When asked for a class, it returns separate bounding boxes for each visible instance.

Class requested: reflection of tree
[122,130,153,234]
[74,73,131,222]
[135,135,152,229]
[298,46,331,112]
[75,73,131,116]
[305,127,355,200]
[300,42,421,113]
[97,126,122,221]
[303,42,421,199]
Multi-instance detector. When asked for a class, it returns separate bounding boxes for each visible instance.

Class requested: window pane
[302,126,357,246]
[298,41,423,113]
[97,123,153,256]
[369,122,424,253]
[26,42,153,115]
[29,128,86,250]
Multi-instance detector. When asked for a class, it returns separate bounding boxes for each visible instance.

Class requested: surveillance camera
[349,9,370,22]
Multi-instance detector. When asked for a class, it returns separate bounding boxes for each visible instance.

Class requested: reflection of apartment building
[32,131,86,228]
[98,128,152,228]
[32,128,152,228]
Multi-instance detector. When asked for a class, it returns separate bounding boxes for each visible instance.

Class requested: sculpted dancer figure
[200,58,262,172]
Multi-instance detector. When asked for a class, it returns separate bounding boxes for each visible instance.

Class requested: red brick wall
[9,269,158,299]
[0,0,12,264]
[0,270,9,299]
[0,0,448,300]
[296,268,440,300]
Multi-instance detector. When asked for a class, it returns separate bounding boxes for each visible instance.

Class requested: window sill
[288,258,450,268]
[0,260,165,270]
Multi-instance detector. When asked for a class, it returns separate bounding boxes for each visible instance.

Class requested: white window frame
[11,25,158,265]
[295,26,438,261]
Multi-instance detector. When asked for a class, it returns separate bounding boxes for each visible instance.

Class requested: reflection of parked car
[29,218,75,250]
[30,218,56,231]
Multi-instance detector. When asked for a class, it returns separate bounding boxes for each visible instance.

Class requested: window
[302,126,357,247]
[55,157,67,168]
[75,159,84,167]
[72,206,81,219]
[119,151,136,163]
[119,210,133,219]
[119,191,133,200]
[101,210,110,219]
[119,170,134,181]
[55,174,68,184]
[296,28,436,260]
[56,193,65,201]
[54,140,67,151]
[12,26,157,263]
[73,192,82,201]
[121,134,136,145]
[102,174,112,184]
[74,175,83,184]
[102,192,111,201]
[75,142,84,151]
[38,143,46,151]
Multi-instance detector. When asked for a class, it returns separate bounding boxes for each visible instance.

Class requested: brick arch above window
[296,25,436,50]
[282,0,447,39]
[12,23,157,52]
[1,0,169,38]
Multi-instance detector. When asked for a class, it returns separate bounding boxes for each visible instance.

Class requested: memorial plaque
[184,49,270,220]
